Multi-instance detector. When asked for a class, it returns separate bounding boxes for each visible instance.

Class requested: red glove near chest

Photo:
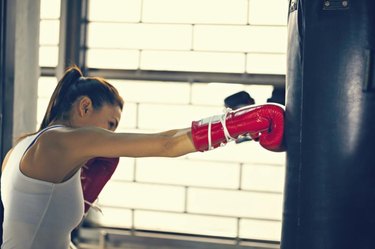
[81,157,119,214]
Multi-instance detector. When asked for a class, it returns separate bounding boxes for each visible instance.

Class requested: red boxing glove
[191,103,285,152]
[81,157,119,214]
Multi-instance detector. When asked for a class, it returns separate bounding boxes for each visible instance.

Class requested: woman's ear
[78,96,93,117]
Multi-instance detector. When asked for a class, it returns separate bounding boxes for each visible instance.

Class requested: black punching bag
[283,0,375,248]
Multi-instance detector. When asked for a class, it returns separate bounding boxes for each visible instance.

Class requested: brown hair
[17,66,124,142]
[39,65,124,130]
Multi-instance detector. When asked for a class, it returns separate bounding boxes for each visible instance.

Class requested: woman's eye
[108,122,115,128]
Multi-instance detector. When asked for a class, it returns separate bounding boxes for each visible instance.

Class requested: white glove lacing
[207,107,236,150]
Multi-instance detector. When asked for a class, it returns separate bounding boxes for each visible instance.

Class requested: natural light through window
[38,0,288,243]
[39,0,61,67]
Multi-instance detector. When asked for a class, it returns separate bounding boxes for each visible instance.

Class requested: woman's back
[1,127,84,249]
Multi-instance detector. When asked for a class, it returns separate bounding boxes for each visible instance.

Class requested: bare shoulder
[19,126,108,183]
[37,126,107,148]
[34,126,116,162]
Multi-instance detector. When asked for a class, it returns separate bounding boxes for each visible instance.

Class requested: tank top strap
[26,125,65,152]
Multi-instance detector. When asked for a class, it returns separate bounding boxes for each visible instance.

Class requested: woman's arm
[19,127,195,183]
[52,126,196,160]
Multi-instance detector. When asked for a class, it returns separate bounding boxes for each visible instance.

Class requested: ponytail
[40,65,83,130]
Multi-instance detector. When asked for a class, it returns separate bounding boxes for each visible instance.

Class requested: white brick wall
[111,157,136,181]
[142,0,248,24]
[240,219,282,241]
[88,23,192,50]
[191,83,245,106]
[136,158,240,189]
[117,102,138,129]
[37,77,286,241]
[92,80,285,240]
[248,0,289,25]
[89,0,142,22]
[134,210,238,237]
[99,182,186,212]
[187,188,283,220]
[86,0,287,75]
[194,25,287,53]
[137,103,220,130]
[110,80,191,104]
[140,51,246,73]
[86,49,140,69]
[89,207,133,228]
[187,141,285,165]
[247,53,286,74]
[241,164,285,192]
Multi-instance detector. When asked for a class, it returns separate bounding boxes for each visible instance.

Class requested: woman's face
[81,103,122,131]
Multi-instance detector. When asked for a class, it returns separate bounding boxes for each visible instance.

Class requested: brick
[86,49,139,69]
[98,182,185,212]
[239,218,282,241]
[136,158,240,189]
[39,20,60,45]
[116,102,138,129]
[39,46,58,67]
[142,0,247,24]
[134,210,238,237]
[187,141,286,165]
[88,207,133,228]
[87,23,192,50]
[191,83,245,106]
[187,188,283,220]
[241,164,285,192]
[194,25,287,53]
[89,0,142,22]
[138,103,221,130]
[141,51,245,73]
[249,0,289,25]
[247,53,286,74]
[110,80,191,104]
[111,157,136,181]
[194,25,249,52]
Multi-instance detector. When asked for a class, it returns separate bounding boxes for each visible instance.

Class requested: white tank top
[1,126,84,249]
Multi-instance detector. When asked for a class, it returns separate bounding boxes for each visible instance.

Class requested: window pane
[39,46,59,67]
[39,20,60,45]
[40,0,61,19]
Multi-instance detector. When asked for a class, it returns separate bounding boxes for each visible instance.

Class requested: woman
[1,66,284,249]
